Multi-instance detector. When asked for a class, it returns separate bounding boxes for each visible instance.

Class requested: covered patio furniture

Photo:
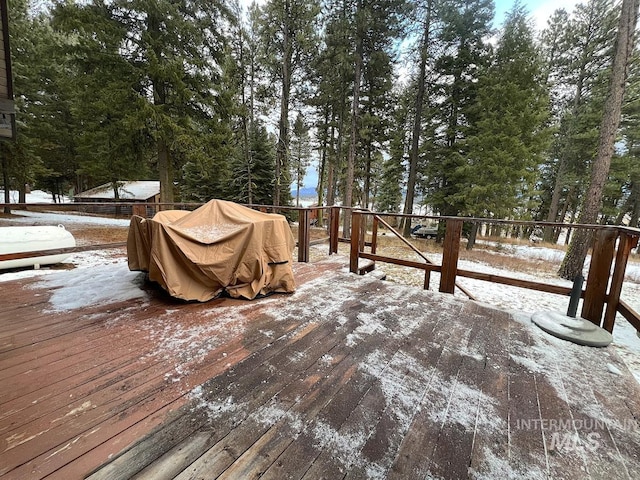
[127,200,296,301]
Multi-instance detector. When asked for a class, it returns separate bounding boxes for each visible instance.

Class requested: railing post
[329,206,340,255]
[359,211,366,252]
[297,208,310,263]
[350,211,362,273]
[132,204,147,218]
[439,219,463,294]
[424,270,431,290]
[371,216,378,254]
[582,229,617,326]
[603,231,639,332]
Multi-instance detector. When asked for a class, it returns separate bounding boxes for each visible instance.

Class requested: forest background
[2,0,640,271]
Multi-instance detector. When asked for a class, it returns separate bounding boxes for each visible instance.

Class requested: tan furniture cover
[127,200,296,301]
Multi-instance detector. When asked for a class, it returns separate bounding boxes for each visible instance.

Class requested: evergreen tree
[80,0,233,204]
[342,0,408,234]
[359,0,402,210]
[258,0,320,206]
[34,29,83,198]
[225,1,268,205]
[376,89,410,214]
[463,4,550,225]
[245,123,276,205]
[401,0,437,235]
[4,0,44,210]
[53,1,151,196]
[290,112,311,207]
[559,0,640,279]
[613,59,640,226]
[424,0,494,217]
[312,0,354,208]
[539,0,618,241]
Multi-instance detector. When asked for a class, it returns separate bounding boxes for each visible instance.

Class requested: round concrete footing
[531,311,613,347]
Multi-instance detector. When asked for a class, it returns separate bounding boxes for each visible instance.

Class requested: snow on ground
[2,209,130,227]
[0,189,70,203]
[2,209,640,383]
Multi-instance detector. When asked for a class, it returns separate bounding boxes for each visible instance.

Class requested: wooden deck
[2,257,640,479]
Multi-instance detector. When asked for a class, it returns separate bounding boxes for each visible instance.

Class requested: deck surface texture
[1,256,640,479]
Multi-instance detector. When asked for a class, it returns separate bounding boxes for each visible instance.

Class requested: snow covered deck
[1,257,640,479]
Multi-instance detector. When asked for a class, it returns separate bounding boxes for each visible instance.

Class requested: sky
[495,0,582,29]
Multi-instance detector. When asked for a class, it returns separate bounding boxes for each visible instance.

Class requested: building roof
[75,181,160,201]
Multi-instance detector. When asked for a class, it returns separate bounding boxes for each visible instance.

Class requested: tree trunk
[149,10,173,206]
[275,2,292,207]
[239,31,253,205]
[630,181,640,227]
[1,145,10,214]
[326,118,336,207]
[565,206,578,245]
[614,193,632,225]
[295,141,302,207]
[363,142,371,210]
[554,186,575,243]
[334,99,345,204]
[243,120,253,204]
[466,223,478,250]
[157,137,173,205]
[402,1,432,237]
[316,109,329,226]
[343,0,364,237]
[559,0,639,279]
[545,28,590,241]
[543,158,566,241]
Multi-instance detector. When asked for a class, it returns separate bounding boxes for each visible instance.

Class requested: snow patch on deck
[251,402,304,435]
[34,261,148,311]
[312,419,369,469]
[189,385,243,421]
[470,446,548,480]
[427,372,504,434]
[140,301,267,388]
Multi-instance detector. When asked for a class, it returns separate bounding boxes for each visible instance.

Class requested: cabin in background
[74,181,160,216]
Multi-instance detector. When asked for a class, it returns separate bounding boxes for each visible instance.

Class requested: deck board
[1,256,640,479]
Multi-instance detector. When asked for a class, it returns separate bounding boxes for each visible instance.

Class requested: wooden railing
[3,201,640,335]
[345,209,640,335]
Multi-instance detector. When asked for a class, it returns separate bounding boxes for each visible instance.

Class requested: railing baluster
[329,206,340,255]
[603,231,639,332]
[582,229,617,326]
[297,209,310,263]
[439,219,463,294]
[371,217,378,254]
[350,211,362,274]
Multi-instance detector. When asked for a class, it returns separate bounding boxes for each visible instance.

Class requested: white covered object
[0,225,76,270]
